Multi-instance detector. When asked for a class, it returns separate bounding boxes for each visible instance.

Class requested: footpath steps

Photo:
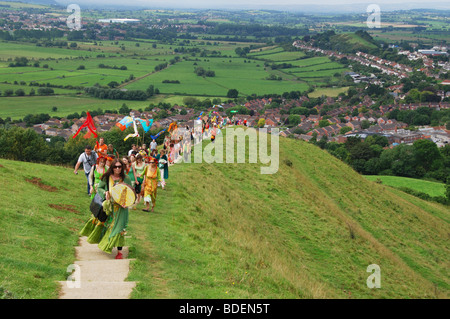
[58,236,136,299]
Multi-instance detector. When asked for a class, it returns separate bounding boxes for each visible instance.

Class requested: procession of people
[75,112,232,258]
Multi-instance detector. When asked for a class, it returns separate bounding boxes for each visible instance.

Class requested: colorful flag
[116,116,133,131]
[136,118,153,133]
[151,129,166,140]
[72,112,97,139]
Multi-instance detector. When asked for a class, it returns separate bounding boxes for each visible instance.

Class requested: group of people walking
[75,136,171,259]
[74,115,230,259]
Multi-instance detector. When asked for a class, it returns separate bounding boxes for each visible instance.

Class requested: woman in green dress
[122,156,138,189]
[97,158,132,258]
[80,158,132,259]
[88,156,108,200]
[132,154,146,206]
[80,156,108,242]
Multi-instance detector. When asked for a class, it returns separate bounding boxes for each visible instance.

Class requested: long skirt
[135,176,144,194]
[144,178,158,205]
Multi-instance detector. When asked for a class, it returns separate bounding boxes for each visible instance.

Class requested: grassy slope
[0,159,87,298]
[364,175,446,198]
[1,130,448,298]
[127,129,449,299]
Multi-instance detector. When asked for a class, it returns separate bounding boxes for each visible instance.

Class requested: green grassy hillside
[1,129,449,299]
[127,130,449,299]
[364,175,446,198]
[0,159,87,298]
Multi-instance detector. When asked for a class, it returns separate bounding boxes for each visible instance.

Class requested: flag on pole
[116,116,134,131]
[72,112,97,139]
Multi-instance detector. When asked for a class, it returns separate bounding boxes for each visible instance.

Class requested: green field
[1,130,448,298]
[123,57,310,96]
[364,175,446,198]
[250,50,306,62]
[0,95,149,119]
[0,39,350,118]
[0,42,109,60]
[308,86,349,98]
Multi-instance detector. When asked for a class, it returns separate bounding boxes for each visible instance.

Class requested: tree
[3,89,13,97]
[413,139,442,172]
[108,81,119,88]
[227,89,239,98]
[146,85,155,97]
[287,114,302,126]
[183,97,201,107]
[340,126,352,135]
[119,103,130,115]
[319,119,331,128]
[361,120,370,129]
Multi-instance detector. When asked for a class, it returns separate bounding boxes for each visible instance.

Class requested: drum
[110,183,136,208]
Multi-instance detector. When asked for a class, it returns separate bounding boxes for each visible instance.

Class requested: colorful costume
[133,162,146,194]
[80,175,132,254]
[143,166,161,206]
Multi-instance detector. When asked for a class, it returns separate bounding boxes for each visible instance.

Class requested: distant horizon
[47,0,450,13]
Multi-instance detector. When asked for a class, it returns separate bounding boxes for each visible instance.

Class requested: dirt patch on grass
[26,177,58,192]
[49,204,81,214]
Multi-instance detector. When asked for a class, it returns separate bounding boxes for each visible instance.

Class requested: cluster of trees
[182,96,221,109]
[8,57,29,67]
[162,80,180,84]
[85,86,148,101]
[0,29,64,41]
[318,136,450,184]
[0,87,54,97]
[235,47,251,57]
[266,74,282,81]
[194,66,215,77]
[269,62,293,70]
[388,108,450,127]
[154,62,168,72]
[98,64,128,70]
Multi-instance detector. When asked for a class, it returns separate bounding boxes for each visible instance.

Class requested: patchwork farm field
[0,39,349,118]
[123,57,310,96]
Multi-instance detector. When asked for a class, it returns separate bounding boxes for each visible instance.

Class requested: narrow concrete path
[58,236,136,299]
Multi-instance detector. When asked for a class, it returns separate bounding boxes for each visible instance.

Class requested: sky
[55,0,450,11]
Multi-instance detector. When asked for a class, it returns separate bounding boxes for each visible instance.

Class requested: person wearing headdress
[142,157,161,212]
